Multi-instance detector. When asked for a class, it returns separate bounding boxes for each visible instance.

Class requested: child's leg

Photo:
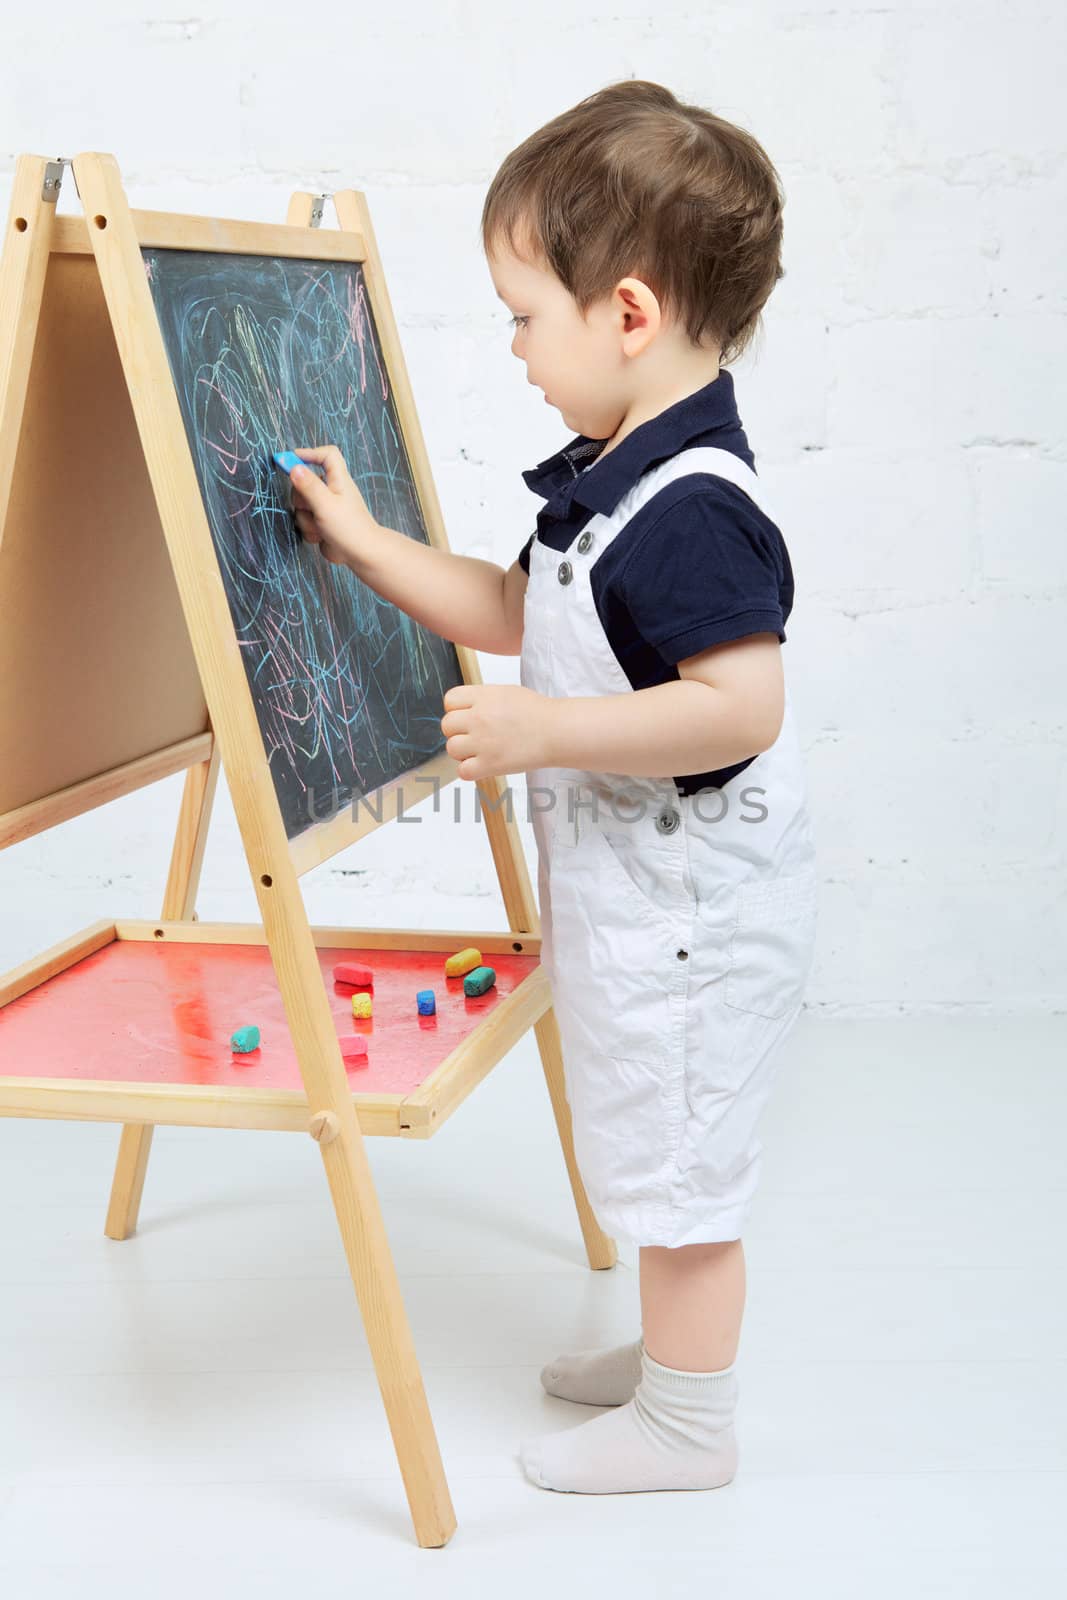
[539,1238,745,1405]
[640,1237,745,1370]
[521,1238,743,1493]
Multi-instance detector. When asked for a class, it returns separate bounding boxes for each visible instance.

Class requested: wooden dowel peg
[308,1110,341,1145]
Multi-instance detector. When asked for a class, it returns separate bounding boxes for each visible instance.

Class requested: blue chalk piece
[271,449,319,476]
[231,1024,261,1053]
[462,966,496,998]
[416,989,436,1016]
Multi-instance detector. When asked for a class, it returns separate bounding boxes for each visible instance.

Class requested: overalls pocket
[592,815,694,952]
[724,865,819,1020]
[591,830,682,948]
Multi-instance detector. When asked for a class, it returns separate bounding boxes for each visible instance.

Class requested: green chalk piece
[462,965,496,997]
[231,1024,261,1053]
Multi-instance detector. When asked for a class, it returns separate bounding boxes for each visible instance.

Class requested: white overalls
[519,446,819,1248]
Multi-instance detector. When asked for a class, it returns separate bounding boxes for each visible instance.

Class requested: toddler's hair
[480,79,785,366]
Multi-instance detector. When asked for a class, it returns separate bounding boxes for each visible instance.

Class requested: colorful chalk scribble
[141,247,461,841]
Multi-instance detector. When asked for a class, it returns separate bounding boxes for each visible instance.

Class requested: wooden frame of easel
[0,150,617,1549]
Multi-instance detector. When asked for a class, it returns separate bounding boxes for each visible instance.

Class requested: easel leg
[310,1110,456,1546]
[104,1125,154,1240]
[104,746,219,1240]
[535,1006,618,1270]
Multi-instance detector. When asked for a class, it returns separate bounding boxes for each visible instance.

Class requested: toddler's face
[486,236,632,444]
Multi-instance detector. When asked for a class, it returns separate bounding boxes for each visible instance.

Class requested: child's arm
[286,445,526,656]
[544,634,785,776]
[440,633,786,784]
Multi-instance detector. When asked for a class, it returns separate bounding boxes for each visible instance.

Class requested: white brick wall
[1,0,1063,1011]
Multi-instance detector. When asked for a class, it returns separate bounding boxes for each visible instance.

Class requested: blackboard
[142,246,462,842]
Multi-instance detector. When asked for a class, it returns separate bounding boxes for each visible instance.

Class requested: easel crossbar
[0,734,213,852]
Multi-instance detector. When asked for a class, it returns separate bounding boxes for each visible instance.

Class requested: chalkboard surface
[142,246,462,841]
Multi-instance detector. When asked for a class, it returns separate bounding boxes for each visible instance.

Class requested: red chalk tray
[0,936,541,1096]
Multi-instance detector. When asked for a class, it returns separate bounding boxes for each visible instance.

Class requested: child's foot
[520,1346,739,1494]
[540,1337,644,1406]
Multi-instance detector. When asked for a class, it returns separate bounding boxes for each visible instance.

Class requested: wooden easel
[0,151,617,1549]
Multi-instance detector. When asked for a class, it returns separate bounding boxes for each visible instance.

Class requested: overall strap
[633,444,779,526]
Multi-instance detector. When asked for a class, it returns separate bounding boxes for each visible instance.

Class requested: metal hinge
[42,158,66,203]
[309,192,326,227]
[42,156,79,203]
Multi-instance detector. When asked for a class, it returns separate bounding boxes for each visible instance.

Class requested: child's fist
[441,683,556,780]
[289,445,377,567]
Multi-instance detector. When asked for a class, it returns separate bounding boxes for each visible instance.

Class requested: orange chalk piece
[339,1035,369,1067]
[333,961,374,989]
[444,946,482,978]
[351,993,372,1019]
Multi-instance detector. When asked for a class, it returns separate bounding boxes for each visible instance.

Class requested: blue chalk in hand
[271,451,321,473]
[416,989,436,1015]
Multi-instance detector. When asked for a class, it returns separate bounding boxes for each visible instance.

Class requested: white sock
[540,1337,645,1406]
[519,1346,739,1494]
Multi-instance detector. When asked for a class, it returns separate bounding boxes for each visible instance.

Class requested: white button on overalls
[520,446,819,1248]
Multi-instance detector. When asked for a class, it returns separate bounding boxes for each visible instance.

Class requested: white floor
[0,1013,1064,1597]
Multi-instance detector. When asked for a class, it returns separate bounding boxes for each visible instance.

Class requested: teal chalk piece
[416,989,436,1015]
[462,966,496,998]
[231,1024,261,1053]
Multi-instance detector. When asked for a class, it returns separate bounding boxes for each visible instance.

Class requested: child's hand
[288,445,378,567]
[441,684,556,780]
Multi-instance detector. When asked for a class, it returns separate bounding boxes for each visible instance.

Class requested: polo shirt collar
[521,367,740,519]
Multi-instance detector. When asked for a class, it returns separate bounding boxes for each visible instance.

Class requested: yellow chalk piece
[351,993,372,1019]
[445,945,482,978]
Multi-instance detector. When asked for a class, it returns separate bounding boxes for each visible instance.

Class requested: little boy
[288,78,818,1496]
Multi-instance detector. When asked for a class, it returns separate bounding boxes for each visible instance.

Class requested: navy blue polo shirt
[517,367,794,796]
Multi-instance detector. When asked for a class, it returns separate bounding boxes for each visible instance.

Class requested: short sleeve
[518,532,534,575]
[616,485,789,665]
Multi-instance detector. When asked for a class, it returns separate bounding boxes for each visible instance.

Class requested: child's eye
[508,315,529,330]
